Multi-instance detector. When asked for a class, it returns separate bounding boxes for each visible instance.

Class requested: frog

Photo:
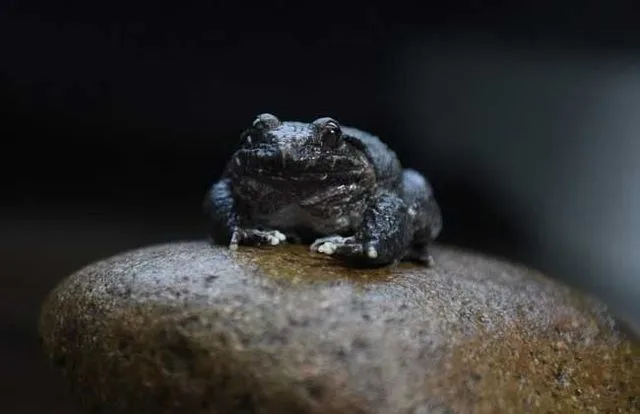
[203,113,442,267]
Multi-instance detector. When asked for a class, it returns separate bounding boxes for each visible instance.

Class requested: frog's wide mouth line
[235,168,364,182]
[236,147,364,167]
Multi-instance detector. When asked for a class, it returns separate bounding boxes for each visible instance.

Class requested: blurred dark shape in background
[1,1,639,412]
[389,36,640,332]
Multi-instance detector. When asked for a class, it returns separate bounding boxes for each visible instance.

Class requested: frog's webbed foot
[310,235,386,263]
[229,228,287,250]
[311,235,357,255]
[311,191,412,267]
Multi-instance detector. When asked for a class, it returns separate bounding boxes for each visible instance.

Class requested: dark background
[2,1,640,412]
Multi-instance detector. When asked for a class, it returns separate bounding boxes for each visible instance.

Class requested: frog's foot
[311,235,382,260]
[311,235,354,255]
[229,228,287,250]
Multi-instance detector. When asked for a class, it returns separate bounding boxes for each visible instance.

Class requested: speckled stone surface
[39,242,639,413]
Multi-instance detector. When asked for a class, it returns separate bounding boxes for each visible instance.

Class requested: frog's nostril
[275,142,291,169]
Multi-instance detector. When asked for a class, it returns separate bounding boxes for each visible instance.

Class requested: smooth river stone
[39,242,639,413]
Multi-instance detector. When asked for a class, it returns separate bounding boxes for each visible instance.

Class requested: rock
[39,242,639,413]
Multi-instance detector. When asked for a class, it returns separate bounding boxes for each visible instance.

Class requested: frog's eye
[252,113,281,131]
[240,114,280,146]
[313,117,342,149]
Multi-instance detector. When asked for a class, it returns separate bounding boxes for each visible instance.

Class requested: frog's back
[342,126,403,189]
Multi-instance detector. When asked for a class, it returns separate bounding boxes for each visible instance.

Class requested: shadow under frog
[203,113,442,268]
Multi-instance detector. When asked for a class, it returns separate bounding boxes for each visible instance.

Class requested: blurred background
[2,1,640,412]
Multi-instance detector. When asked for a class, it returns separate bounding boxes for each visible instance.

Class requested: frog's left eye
[313,117,342,149]
[252,113,281,131]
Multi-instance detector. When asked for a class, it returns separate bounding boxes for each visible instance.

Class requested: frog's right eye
[313,117,343,149]
[252,113,281,131]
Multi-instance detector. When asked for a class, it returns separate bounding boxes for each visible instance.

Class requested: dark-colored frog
[203,113,442,267]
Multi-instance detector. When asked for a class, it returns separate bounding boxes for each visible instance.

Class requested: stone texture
[39,241,639,413]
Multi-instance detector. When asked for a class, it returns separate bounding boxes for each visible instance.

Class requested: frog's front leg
[203,178,287,249]
[310,190,413,266]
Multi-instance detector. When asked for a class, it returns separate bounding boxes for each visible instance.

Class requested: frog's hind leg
[401,168,442,267]
[204,178,238,246]
[403,243,436,267]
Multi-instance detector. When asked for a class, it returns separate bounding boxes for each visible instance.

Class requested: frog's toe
[317,242,337,255]
[272,230,287,242]
[312,237,367,259]
[365,243,379,259]
[311,236,396,266]
[230,228,287,248]
[310,235,355,254]
[256,229,286,246]
[336,240,394,266]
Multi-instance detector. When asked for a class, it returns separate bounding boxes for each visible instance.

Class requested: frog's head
[232,113,371,185]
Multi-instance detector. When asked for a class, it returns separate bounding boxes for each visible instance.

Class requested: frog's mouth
[234,148,367,181]
[238,167,364,183]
